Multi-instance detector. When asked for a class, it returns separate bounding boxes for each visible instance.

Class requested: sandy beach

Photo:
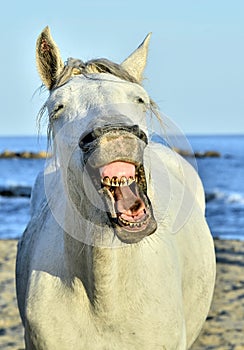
[0,239,243,349]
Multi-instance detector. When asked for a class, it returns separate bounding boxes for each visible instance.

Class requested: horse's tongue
[99,161,135,179]
[115,186,146,219]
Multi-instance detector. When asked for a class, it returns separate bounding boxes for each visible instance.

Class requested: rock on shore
[0,150,50,159]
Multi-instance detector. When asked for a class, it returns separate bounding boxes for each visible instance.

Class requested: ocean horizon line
[0,133,244,138]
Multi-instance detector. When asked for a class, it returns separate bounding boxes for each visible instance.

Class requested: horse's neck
[64,234,148,312]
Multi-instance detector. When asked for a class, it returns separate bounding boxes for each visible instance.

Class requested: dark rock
[0,150,51,159]
[0,185,32,197]
[202,151,221,158]
[173,148,221,158]
[0,150,16,158]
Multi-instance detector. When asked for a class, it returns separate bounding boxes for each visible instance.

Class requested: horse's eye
[50,104,64,119]
[137,97,145,104]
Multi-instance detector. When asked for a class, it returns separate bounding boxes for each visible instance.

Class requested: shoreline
[0,238,244,349]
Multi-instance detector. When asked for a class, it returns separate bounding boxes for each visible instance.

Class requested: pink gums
[99,161,135,179]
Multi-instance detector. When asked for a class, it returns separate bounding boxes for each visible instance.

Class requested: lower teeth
[119,217,146,228]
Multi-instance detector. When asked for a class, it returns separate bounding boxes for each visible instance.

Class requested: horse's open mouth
[79,123,157,243]
[97,160,157,243]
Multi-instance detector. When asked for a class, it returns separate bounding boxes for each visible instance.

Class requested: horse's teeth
[120,176,127,186]
[121,217,127,224]
[102,176,111,186]
[101,175,135,187]
[111,176,119,186]
[127,176,135,185]
[121,217,129,225]
[119,216,146,228]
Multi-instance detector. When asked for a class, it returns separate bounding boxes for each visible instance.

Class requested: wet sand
[0,240,24,350]
[0,239,243,349]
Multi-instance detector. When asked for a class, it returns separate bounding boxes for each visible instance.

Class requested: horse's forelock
[53,57,139,89]
[84,59,139,84]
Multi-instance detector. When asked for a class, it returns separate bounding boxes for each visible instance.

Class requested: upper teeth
[101,176,135,187]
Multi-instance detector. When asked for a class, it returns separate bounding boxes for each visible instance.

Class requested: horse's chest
[26,274,186,349]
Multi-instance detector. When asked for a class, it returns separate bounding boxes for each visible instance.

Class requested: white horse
[16,27,215,349]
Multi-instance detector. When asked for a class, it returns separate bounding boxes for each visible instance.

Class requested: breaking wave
[206,189,244,205]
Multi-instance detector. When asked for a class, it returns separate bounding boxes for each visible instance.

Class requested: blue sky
[0,0,243,135]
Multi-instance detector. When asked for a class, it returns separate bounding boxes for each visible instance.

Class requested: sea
[0,135,243,240]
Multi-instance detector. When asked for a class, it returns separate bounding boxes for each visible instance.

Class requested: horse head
[37,27,157,245]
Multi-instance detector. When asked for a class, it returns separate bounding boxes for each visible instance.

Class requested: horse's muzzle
[79,123,148,167]
[78,122,157,244]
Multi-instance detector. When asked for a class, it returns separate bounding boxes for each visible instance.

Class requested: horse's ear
[121,33,151,83]
[36,26,64,89]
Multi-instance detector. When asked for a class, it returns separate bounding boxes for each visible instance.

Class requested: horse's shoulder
[149,142,205,211]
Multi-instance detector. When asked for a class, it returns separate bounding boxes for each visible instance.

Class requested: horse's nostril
[79,132,96,149]
[79,123,148,150]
